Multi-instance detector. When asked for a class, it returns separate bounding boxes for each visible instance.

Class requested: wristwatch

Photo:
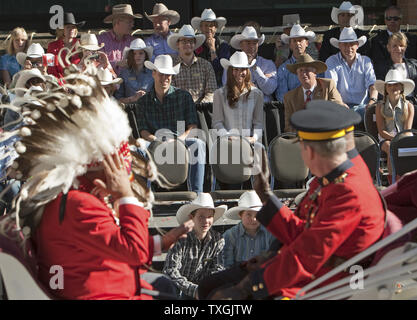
[369,97,377,102]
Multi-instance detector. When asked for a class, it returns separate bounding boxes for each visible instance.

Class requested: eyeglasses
[385,16,401,21]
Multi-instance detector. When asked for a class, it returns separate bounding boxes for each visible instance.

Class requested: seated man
[209,101,386,300]
[163,193,226,299]
[144,3,180,62]
[319,1,370,62]
[134,55,206,193]
[325,27,378,119]
[223,191,276,268]
[225,26,277,102]
[275,24,316,102]
[98,4,141,74]
[168,25,217,105]
[283,54,344,132]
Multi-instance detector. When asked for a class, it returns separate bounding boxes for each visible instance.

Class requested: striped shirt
[97,30,135,75]
[222,223,276,268]
[172,55,218,104]
[163,229,225,298]
[134,85,198,135]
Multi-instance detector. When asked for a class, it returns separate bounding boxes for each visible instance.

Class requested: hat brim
[145,10,180,25]
[78,43,105,51]
[230,33,265,50]
[122,46,154,61]
[286,60,327,74]
[331,7,357,25]
[329,35,367,48]
[191,17,227,31]
[144,60,180,75]
[101,78,123,86]
[375,79,415,96]
[281,31,315,45]
[176,204,227,224]
[103,13,143,24]
[225,205,262,220]
[65,21,86,28]
[220,58,256,70]
[167,34,206,52]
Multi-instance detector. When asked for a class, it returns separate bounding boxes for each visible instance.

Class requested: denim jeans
[347,103,366,121]
[136,138,205,194]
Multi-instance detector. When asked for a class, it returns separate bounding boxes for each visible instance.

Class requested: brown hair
[226,67,252,107]
[127,49,149,70]
[7,27,29,55]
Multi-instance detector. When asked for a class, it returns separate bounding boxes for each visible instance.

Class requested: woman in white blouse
[212,51,264,144]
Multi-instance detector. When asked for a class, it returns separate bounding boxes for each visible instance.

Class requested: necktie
[305,90,312,104]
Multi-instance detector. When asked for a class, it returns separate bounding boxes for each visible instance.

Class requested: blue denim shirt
[115,67,154,100]
[222,222,276,268]
[145,32,178,62]
[0,54,22,78]
[275,56,300,103]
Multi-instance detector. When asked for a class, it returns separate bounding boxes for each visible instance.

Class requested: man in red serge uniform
[210,101,386,299]
[10,67,193,300]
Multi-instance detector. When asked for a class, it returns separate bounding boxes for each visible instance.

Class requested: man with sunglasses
[370,6,417,71]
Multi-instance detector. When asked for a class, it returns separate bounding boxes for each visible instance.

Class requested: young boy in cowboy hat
[163,193,227,299]
[325,27,378,120]
[144,3,180,61]
[222,191,276,268]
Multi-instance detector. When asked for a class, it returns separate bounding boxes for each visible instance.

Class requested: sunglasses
[385,16,401,21]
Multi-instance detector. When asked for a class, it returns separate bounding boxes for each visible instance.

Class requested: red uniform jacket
[250,158,385,299]
[47,39,81,79]
[32,178,154,300]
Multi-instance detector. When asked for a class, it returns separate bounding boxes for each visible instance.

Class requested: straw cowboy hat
[167,24,206,51]
[330,27,367,48]
[281,24,316,45]
[230,26,265,50]
[144,54,180,75]
[176,193,227,224]
[15,68,46,97]
[78,33,104,51]
[97,67,123,86]
[375,69,415,96]
[331,1,364,26]
[286,53,327,74]
[225,191,263,220]
[220,51,256,70]
[145,3,180,25]
[16,43,45,66]
[103,4,143,24]
[191,8,227,31]
[122,38,153,60]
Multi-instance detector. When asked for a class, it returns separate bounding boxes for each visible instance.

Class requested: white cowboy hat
[145,3,180,26]
[78,33,104,51]
[103,4,143,24]
[16,43,45,66]
[220,51,256,70]
[375,69,415,96]
[281,24,316,45]
[167,24,206,51]
[122,38,153,60]
[15,69,46,97]
[230,26,265,50]
[225,191,263,220]
[97,67,123,86]
[144,54,180,75]
[191,8,227,31]
[331,1,364,26]
[330,27,367,48]
[176,193,227,224]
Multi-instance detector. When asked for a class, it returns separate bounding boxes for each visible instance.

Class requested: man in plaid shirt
[163,193,226,299]
[134,55,206,193]
[167,25,218,104]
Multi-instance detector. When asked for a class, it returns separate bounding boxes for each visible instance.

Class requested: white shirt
[393,63,408,79]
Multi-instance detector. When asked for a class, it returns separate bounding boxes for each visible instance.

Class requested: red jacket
[32,178,154,300]
[250,158,385,299]
[47,39,81,79]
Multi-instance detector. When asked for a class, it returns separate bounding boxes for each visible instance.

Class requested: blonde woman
[375,69,415,180]
[0,27,29,87]
[212,51,264,144]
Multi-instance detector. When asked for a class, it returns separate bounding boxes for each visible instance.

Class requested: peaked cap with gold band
[290,100,358,141]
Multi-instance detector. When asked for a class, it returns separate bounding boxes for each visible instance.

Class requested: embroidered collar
[347,148,359,160]
[317,159,353,186]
